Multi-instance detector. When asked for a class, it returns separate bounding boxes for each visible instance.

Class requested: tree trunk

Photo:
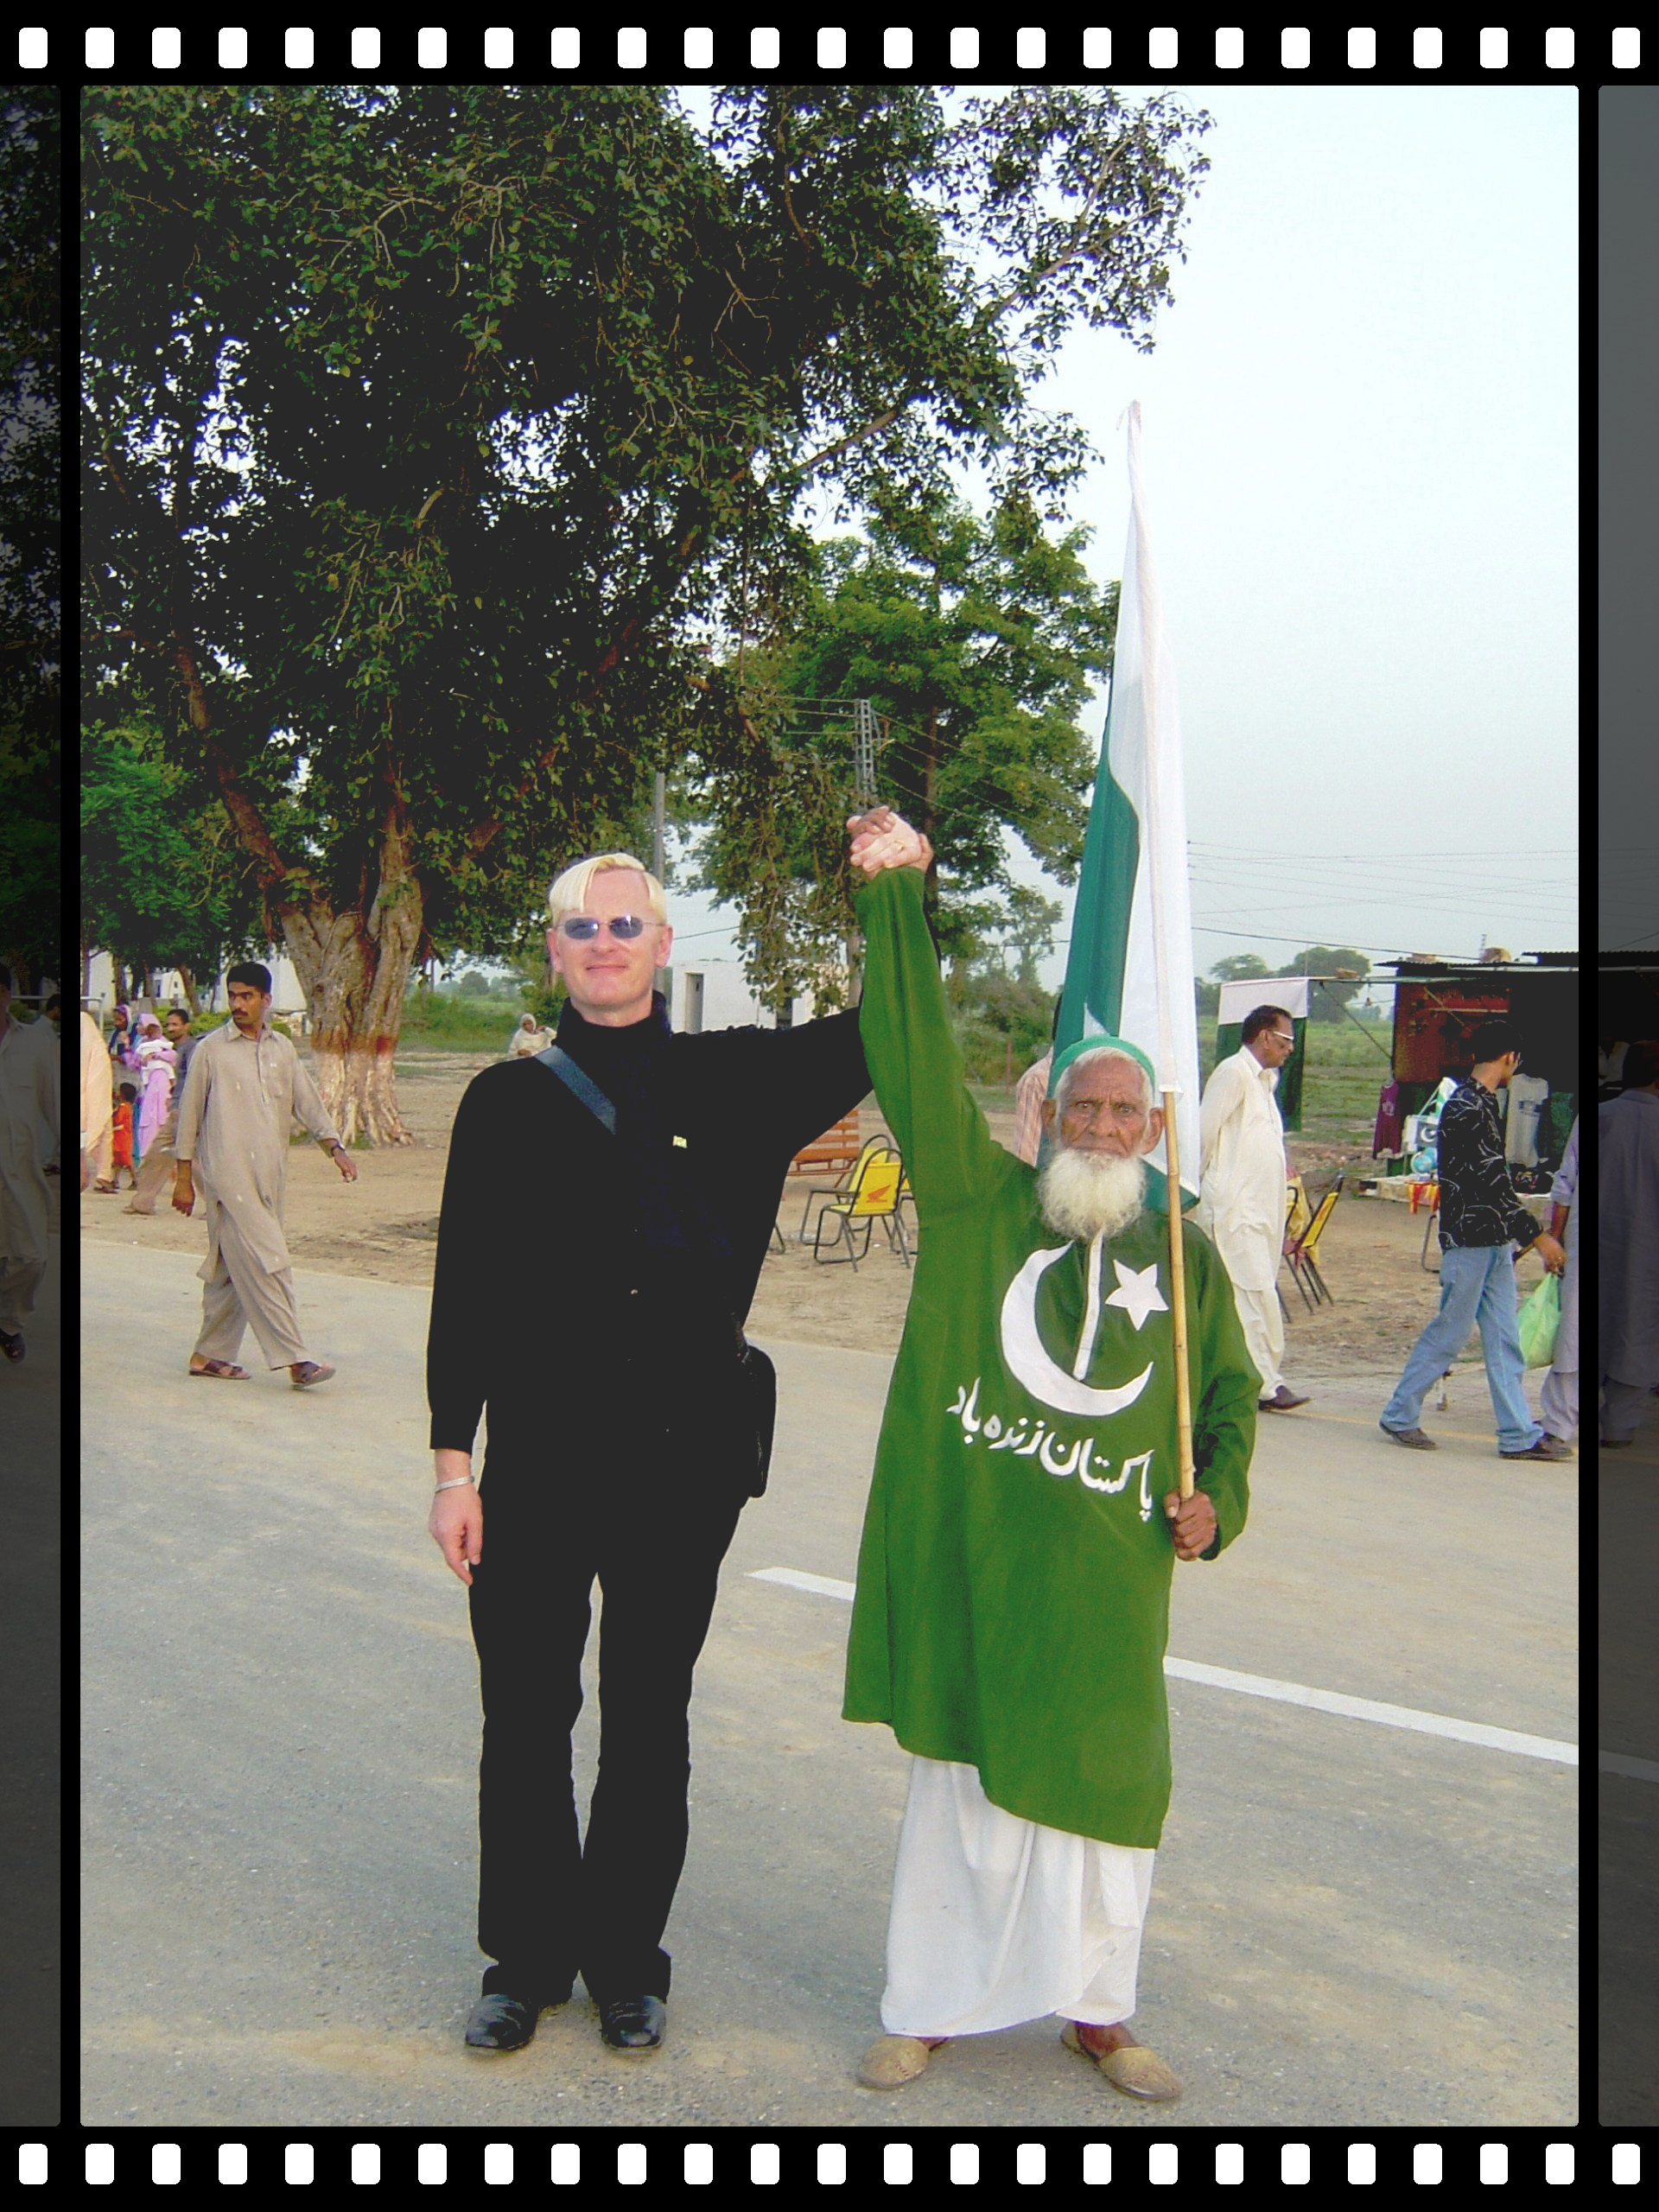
[276,799,425,1147]
[175,964,201,1017]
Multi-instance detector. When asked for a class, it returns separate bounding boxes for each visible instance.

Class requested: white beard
[1037,1147,1149,1243]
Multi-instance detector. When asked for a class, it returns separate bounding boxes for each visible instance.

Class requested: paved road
[4,1227,59,2129]
[81,1243,1578,2133]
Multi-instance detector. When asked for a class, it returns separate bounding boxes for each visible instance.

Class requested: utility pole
[845,700,880,1007]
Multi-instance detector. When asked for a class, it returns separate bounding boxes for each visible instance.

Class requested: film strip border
[7,2128,1636,2186]
[15,21,1649,79]
[66,32,1603,2181]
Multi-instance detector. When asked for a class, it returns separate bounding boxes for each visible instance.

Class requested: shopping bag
[1516,1272,1560,1369]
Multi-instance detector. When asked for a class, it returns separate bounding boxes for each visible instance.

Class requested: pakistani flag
[1056,403,1201,1212]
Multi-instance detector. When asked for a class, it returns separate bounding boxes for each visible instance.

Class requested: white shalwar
[880,1758,1155,2037]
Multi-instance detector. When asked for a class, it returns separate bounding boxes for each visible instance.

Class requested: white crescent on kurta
[999,1245,1155,1418]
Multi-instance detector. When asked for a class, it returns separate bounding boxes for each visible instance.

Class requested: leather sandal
[857,2034,950,2088]
[1061,2020,1183,2101]
[190,1359,250,1381]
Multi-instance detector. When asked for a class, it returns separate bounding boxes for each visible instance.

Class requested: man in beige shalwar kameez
[1193,1004,1310,1414]
[171,962,359,1386]
[0,965,59,1363]
[80,1008,115,1192]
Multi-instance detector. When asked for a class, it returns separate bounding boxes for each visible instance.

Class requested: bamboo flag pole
[1056,404,1201,1502]
[1161,1088,1196,1500]
[1125,399,1198,1503]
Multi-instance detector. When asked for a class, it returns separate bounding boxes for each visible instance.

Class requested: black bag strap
[534,1044,617,1135]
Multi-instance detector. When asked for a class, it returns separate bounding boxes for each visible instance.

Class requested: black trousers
[467,1439,747,2005]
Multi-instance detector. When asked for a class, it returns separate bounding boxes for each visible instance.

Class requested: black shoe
[599,1993,665,2052]
[465,1992,547,2052]
[0,1329,22,1363]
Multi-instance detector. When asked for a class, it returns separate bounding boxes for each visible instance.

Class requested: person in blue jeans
[1380,1020,1569,1460]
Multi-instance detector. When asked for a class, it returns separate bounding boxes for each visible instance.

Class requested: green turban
[1046,1033,1160,1103]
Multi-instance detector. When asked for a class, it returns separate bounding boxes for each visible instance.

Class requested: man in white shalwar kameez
[1599,1044,1659,1446]
[1540,1117,1577,1446]
[171,962,359,1386]
[0,967,59,1362]
[1193,1006,1309,1412]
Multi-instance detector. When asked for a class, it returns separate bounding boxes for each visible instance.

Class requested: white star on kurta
[1103,1258,1166,1332]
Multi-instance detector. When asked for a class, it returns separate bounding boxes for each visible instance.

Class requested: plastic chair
[1286,1171,1343,1310]
[1417,1180,1441,1274]
[812,1148,908,1271]
[797,1131,890,1246]
[1276,1185,1298,1325]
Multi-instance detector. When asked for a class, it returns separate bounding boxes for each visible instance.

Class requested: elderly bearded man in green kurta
[842,808,1258,2102]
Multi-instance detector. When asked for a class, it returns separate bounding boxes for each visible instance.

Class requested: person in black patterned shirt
[1378,1021,1568,1459]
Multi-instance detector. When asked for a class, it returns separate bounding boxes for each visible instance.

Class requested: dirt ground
[79,1048,1554,1378]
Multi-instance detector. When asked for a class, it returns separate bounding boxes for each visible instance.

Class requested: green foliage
[689,482,1117,1005]
[1210,953,1274,984]
[0,88,58,982]
[1194,945,1373,1027]
[950,969,1056,1084]
[79,718,267,982]
[1281,947,1372,1022]
[0,717,57,979]
[81,84,1210,1035]
[397,989,523,1052]
[0,91,58,746]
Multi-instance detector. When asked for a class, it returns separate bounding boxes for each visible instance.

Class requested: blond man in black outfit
[428,850,868,2056]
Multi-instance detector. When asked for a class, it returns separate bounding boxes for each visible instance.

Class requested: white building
[670,961,818,1033]
[82,950,309,1027]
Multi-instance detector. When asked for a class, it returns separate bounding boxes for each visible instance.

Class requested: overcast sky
[668,82,1580,995]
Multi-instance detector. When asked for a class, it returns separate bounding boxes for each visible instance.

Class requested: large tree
[1278,944,1371,1022]
[81,83,1210,1139]
[690,483,1118,1008]
[80,716,270,1011]
[0,86,60,987]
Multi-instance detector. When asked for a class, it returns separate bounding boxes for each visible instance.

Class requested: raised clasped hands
[848,804,933,877]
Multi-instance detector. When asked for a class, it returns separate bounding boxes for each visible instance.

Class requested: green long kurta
[842,868,1259,1849]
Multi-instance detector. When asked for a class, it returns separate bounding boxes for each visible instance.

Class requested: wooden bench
[785,1110,862,1178]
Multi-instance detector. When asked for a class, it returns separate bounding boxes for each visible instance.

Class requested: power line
[695,700,1580,969]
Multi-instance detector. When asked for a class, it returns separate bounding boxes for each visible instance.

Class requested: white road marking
[748,1568,1579,1768]
[751,1567,857,1601]
[1599,1750,1659,1784]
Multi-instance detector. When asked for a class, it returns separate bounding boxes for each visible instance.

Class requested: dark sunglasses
[556,914,653,941]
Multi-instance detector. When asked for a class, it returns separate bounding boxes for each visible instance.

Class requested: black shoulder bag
[534,1046,777,1496]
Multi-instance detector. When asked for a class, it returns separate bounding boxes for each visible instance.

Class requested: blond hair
[546,852,669,927]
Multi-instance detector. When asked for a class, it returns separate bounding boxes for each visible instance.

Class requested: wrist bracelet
[434,1476,474,1493]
